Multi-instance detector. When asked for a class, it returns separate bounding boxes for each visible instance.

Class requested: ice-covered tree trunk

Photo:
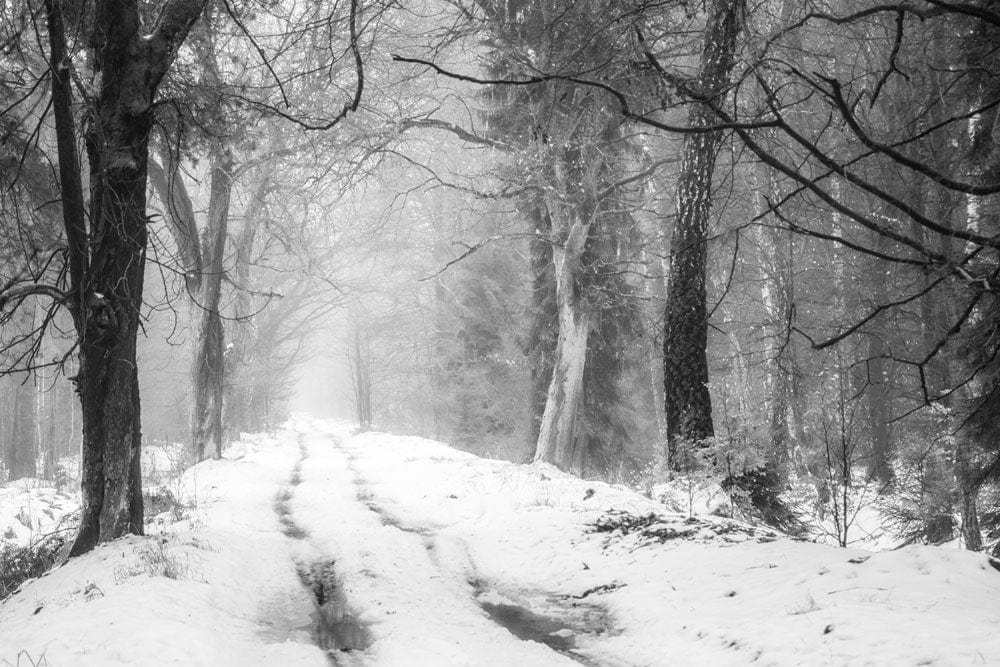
[662,0,744,459]
[534,218,592,473]
[192,149,233,461]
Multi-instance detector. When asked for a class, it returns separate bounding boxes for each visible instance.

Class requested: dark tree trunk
[72,146,149,555]
[42,0,207,557]
[663,126,717,457]
[865,232,894,487]
[865,330,893,486]
[663,0,744,460]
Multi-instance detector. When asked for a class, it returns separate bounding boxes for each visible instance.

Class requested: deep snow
[2,419,999,666]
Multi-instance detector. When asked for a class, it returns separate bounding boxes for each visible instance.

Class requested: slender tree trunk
[752,165,793,464]
[525,202,557,450]
[866,330,893,485]
[350,317,373,430]
[8,375,37,480]
[957,447,984,550]
[663,0,744,459]
[864,230,894,486]
[641,240,669,457]
[192,149,234,461]
[43,379,57,480]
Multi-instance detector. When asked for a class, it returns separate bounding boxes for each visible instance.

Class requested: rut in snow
[336,434,622,665]
[470,579,618,666]
[296,559,373,653]
[343,448,439,537]
[275,433,373,657]
[274,435,310,539]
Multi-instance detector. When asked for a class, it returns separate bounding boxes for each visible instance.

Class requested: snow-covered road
[288,426,586,665]
[3,419,1000,666]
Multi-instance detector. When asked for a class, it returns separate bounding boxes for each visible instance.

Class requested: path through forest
[281,425,607,665]
[3,420,1000,666]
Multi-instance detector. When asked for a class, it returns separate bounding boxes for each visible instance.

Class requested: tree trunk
[72,160,149,555]
[7,376,37,480]
[866,330,893,486]
[44,0,208,557]
[958,457,984,551]
[42,380,58,481]
[350,317,373,430]
[534,218,591,472]
[641,239,669,459]
[663,0,744,460]
[192,149,234,461]
[525,202,557,450]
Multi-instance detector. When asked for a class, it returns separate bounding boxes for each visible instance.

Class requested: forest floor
[1,419,1000,666]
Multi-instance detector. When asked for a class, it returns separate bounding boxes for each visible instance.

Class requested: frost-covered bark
[534,217,592,472]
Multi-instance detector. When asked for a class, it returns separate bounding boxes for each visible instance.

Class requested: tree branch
[145,0,213,86]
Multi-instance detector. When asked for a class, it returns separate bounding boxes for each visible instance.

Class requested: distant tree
[714,3,1000,547]
[472,0,649,473]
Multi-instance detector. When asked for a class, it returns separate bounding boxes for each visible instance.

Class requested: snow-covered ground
[2,419,999,666]
[0,479,78,548]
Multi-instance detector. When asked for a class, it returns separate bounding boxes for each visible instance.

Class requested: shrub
[0,533,66,600]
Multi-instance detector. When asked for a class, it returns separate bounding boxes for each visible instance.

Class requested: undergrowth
[0,533,67,601]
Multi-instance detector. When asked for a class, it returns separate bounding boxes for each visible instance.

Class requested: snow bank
[3,419,999,666]
[323,422,1000,666]
[0,481,77,548]
[0,429,327,667]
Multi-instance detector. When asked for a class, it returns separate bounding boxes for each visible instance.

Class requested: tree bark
[663,0,744,459]
[865,232,894,487]
[350,318,373,430]
[525,202,557,450]
[7,376,37,481]
[191,149,234,461]
[534,216,592,472]
[43,0,209,557]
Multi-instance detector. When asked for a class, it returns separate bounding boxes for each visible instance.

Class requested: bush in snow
[0,532,66,600]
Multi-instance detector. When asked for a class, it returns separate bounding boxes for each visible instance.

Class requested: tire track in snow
[273,432,373,665]
[283,427,580,666]
[333,432,618,667]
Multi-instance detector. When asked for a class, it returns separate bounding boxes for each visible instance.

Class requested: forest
[1,0,1000,663]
